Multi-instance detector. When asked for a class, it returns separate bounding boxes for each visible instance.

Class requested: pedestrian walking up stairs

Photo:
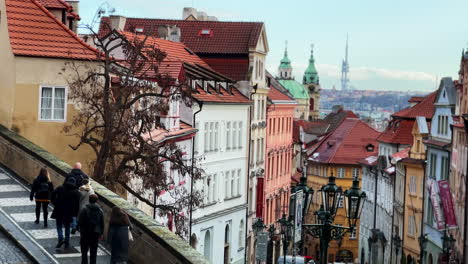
[0,166,111,264]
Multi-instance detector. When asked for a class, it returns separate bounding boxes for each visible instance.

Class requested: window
[250,140,254,164]
[39,86,67,121]
[338,196,344,208]
[194,122,199,154]
[224,172,229,199]
[232,122,237,148]
[409,176,417,194]
[338,168,345,178]
[441,156,449,180]
[237,169,241,196]
[238,122,243,149]
[352,168,360,179]
[429,154,437,179]
[214,122,219,151]
[226,122,231,150]
[204,123,209,152]
[349,228,356,239]
[231,170,235,198]
[408,215,416,236]
[239,220,244,248]
[204,230,212,261]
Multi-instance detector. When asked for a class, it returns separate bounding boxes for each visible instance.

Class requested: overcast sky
[79,0,468,92]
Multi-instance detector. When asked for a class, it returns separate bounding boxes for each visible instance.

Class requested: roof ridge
[118,16,264,25]
[31,0,99,56]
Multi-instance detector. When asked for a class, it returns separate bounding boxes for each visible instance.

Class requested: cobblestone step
[0,167,112,264]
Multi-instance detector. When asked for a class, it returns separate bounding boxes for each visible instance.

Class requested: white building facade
[191,102,250,264]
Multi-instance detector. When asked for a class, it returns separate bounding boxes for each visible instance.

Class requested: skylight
[199,29,213,36]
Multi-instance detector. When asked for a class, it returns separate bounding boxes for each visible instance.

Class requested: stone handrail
[0,125,209,264]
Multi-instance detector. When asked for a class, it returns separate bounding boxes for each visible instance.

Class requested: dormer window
[198,29,213,37]
[366,144,375,152]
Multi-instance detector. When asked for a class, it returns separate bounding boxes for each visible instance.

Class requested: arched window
[239,220,244,248]
[309,98,315,111]
[224,225,230,264]
[204,230,211,261]
[225,225,230,244]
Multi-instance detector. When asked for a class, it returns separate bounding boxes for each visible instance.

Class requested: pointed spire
[303,43,319,85]
[279,40,292,70]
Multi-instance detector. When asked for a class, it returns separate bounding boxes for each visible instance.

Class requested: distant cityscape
[320,88,429,131]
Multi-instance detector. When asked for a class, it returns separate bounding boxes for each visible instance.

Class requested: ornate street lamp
[278,214,293,264]
[252,218,266,235]
[442,229,456,262]
[320,174,343,219]
[303,175,366,264]
[419,233,428,263]
[343,177,366,229]
[392,235,402,258]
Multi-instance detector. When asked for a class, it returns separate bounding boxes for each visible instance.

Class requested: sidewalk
[0,166,111,264]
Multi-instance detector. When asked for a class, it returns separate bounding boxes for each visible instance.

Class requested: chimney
[168,25,181,42]
[182,7,197,20]
[65,0,79,16]
[109,15,127,31]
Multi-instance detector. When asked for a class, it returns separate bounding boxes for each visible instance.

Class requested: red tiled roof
[310,119,380,165]
[6,0,98,60]
[408,96,425,103]
[37,0,79,19]
[424,139,450,148]
[120,31,210,68]
[200,57,249,81]
[192,86,250,104]
[393,91,437,119]
[377,119,415,145]
[99,17,264,54]
[268,86,295,101]
[391,147,410,162]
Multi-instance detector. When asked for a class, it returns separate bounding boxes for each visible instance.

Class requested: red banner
[428,179,444,230]
[256,177,264,218]
[438,180,457,228]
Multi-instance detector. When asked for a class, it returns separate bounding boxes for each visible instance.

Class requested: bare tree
[63,27,202,237]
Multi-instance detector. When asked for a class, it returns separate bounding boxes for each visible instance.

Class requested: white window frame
[38,85,68,122]
[352,168,359,179]
[338,168,345,178]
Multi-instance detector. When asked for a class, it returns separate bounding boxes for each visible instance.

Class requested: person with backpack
[65,162,89,188]
[78,194,104,264]
[73,178,95,234]
[51,177,80,249]
[108,206,132,264]
[30,168,54,228]
[65,162,89,234]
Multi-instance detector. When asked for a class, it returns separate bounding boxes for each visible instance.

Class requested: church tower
[303,45,321,121]
[278,42,293,79]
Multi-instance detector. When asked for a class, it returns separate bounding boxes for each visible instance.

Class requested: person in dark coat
[30,168,54,228]
[65,162,89,188]
[51,177,80,248]
[78,194,104,264]
[108,206,131,264]
[65,162,89,234]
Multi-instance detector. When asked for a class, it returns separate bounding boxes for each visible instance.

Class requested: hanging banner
[438,180,457,228]
[428,179,445,230]
[256,177,264,218]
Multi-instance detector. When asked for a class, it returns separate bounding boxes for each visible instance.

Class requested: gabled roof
[309,118,380,165]
[119,31,210,68]
[191,85,250,104]
[99,17,264,55]
[268,86,295,102]
[322,107,358,133]
[197,57,249,81]
[435,77,456,105]
[408,96,424,103]
[5,0,98,60]
[377,119,415,145]
[392,91,437,119]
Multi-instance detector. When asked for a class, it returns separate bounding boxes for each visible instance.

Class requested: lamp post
[392,234,402,263]
[442,228,456,263]
[419,233,428,263]
[252,218,266,264]
[293,161,314,256]
[278,214,293,264]
[303,175,366,264]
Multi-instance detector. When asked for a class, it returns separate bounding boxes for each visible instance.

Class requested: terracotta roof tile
[6,0,98,59]
[310,119,380,165]
[99,17,264,54]
[377,119,415,145]
[192,86,250,104]
[268,86,295,101]
[393,91,437,119]
[200,57,249,81]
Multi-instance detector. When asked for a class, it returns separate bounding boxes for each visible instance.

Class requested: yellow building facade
[306,164,362,262]
[401,119,428,262]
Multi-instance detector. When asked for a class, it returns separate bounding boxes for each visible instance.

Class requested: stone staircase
[0,167,111,264]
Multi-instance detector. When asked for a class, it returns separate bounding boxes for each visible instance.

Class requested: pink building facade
[262,84,297,225]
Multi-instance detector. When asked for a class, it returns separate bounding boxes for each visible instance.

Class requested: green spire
[279,41,292,69]
[303,44,319,85]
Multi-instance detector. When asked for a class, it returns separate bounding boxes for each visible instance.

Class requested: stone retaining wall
[0,125,208,264]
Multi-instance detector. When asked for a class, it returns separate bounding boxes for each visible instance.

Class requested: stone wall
[0,125,209,264]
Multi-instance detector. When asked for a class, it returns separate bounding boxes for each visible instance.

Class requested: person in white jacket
[74,178,95,234]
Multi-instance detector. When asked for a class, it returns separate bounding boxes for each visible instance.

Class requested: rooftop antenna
[89,2,115,30]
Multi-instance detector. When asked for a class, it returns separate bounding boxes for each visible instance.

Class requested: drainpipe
[245,84,258,263]
[189,100,203,241]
